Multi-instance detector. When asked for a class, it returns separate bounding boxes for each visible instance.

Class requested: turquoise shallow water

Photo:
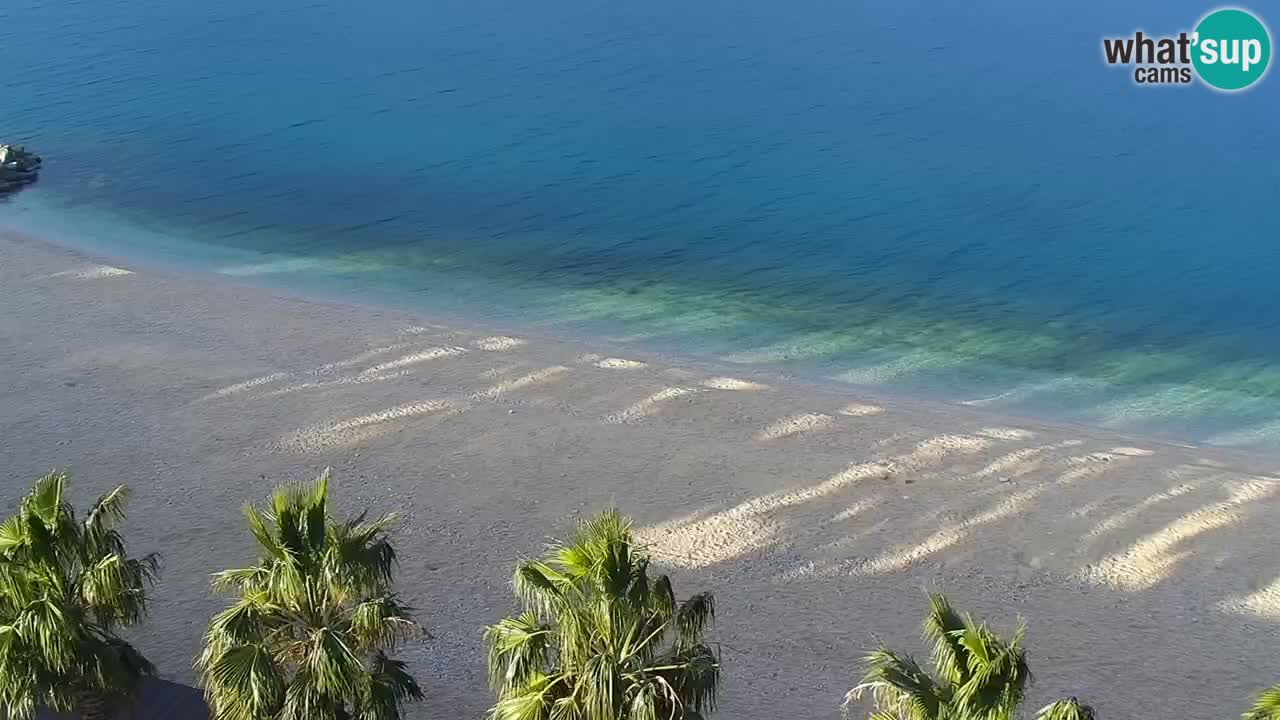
[3,0,1280,447]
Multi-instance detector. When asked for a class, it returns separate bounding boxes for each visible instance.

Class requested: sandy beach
[3,229,1280,719]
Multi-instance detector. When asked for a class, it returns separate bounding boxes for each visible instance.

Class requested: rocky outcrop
[0,144,42,194]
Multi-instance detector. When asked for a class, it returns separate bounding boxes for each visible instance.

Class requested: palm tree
[844,594,1030,720]
[0,471,159,720]
[484,509,719,720]
[1245,686,1280,720]
[1036,697,1096,720]
[197,470,423,720]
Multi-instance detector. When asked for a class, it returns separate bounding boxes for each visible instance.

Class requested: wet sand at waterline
[3,230,1280,719]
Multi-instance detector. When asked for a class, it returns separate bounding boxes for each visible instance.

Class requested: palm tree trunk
[75,687,115,720]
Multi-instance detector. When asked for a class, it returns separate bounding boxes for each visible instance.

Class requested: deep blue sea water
[2,0,1279,447]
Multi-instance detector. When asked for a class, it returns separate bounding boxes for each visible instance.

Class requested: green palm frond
[1246,685,1280,720]
[205,643,284,720]
[20,504,60,565]
[485,612,553,694]
[922,594,969,686]
[486,509,719,720]
[211,565,269,593]
[675,592,714,652]
[490,670,562,720]
[365,651,424,712]
[279,670,330,720]
[848,594,1029,720]
[0,472,157,720]
[83,485,129,557]
[95,636,158,686]
[348,594,417,653]
[0,516,25,554]
[665,643,719,716]
[244,505,286,562]
[24,471,67,526]
[846,647,945,720]
[202,593,272,654]
[331,513,399,593]
[1037,697,1096,720]
[200,470,423,720]
[514,560,569,611]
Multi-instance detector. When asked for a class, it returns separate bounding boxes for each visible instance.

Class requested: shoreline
[14,185,1280,455]
[7,204,1280,464]
[4,228,1280,718]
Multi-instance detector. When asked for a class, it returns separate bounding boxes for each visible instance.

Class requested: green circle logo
[1193,8,1271,91]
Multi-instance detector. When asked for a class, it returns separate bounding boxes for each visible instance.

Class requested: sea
[2,0,1279,448]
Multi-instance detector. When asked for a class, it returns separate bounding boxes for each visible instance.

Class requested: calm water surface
[2,0,1279,446]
